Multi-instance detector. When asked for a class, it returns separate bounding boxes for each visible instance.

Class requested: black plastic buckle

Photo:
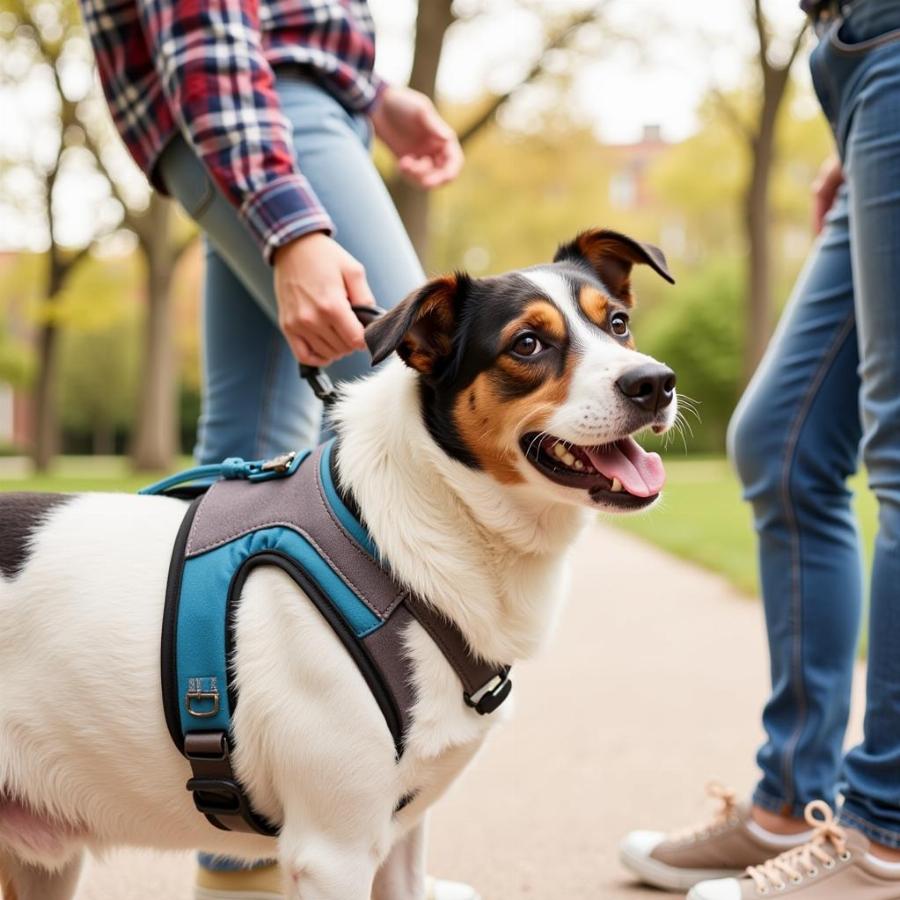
[464,670,512,715]
[183,732,279,836]
[299,366,335,403]
[297,305,385,405]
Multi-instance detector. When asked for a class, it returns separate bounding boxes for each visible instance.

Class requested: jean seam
[839,809,900,847]
[777,311,857,812]
[253,331,285,460]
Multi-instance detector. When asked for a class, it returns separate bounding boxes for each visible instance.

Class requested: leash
[299,305,384,404]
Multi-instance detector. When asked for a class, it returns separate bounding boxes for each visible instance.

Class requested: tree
[2,0,195,470]
[124,195,194,470]
[1,0,102,469]
[715,1,808,382]
[391,0,608,263]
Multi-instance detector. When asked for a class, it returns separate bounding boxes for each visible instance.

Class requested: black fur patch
[420,272,570,467]
[0,493,72,579]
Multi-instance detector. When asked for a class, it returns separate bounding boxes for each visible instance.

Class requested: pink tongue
[584,438,666,498]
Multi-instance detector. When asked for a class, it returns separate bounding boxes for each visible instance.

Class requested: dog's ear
[554,228,675,302]
[365,275,465,375]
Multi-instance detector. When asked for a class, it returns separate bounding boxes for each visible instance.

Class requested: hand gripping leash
[299,305,384,405]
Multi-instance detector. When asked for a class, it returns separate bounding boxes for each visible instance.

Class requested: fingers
[397,138,464,188]
[273,233,372,367]
[293,336,330,367]
[397,106,464,189]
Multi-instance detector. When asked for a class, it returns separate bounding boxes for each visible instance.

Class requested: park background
[0,0,876,598]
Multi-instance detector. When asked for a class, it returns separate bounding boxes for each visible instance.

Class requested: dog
[0,228,677,900]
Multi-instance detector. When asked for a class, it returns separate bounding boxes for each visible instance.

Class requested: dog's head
[365,228,677,513]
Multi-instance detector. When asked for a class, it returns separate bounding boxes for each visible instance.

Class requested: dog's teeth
[610,477,623,493]
[562,452,576,467]
[553,443,567,460]
[574,459,584,470]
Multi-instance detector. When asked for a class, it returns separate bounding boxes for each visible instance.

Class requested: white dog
[0,228,677,900]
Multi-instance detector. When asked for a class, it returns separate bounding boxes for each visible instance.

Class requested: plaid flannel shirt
[80,0,384,260]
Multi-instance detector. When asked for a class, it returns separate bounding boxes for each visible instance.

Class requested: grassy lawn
[0,454,879,601]
[613,456,878,597]
[0,455,192,494]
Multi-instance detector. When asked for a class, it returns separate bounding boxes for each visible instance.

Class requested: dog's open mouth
[520,432,665,508]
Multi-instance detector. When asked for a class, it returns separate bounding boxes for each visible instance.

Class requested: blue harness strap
[150,439,512,836]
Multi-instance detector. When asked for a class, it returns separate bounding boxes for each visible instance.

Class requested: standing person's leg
[837,37,900,853]
[619,191,863,891]
[729,188,863,819]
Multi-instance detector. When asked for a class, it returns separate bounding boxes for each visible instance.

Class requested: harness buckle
[260,451,297,474]
[183,732,279,836]
[185,682,220,719]
[464,669,513,716]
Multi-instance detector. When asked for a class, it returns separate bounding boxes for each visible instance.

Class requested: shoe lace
[745,801,849,893]
[670,781,740,842]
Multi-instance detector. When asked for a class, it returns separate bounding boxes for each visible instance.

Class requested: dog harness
[141,440,512,836]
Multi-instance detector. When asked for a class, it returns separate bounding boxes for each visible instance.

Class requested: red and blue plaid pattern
[79,0,384,260]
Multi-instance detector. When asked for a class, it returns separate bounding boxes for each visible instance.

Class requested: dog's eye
[511,333,545,358]
[610,312,630,337]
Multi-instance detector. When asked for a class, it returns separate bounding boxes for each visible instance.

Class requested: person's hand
[272,232,373,366]
[371,85,464,189]
[812,155,844,235]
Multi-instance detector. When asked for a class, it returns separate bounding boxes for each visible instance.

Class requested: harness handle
[299,305,385,404]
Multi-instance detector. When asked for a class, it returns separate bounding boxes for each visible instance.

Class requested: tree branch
[710,88,756,146]
[752,0,770,69]
[457,3,606,147]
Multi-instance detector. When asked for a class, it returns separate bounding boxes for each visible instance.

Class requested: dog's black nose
[616,363,676,413]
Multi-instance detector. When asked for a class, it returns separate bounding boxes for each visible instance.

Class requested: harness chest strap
[155,440,512,836]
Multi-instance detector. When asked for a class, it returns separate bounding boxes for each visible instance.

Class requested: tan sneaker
[620,783,809,892]
[688,801,900,899]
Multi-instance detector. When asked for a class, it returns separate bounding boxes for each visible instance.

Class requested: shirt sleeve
[136,0,335,262]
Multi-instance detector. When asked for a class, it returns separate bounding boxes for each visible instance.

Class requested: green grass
[613,456,878,596]
[0,455,192,494]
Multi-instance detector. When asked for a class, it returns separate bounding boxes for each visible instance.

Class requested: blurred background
[2,0,867,594]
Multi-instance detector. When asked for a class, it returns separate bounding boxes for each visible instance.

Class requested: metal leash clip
[299,305,385,405]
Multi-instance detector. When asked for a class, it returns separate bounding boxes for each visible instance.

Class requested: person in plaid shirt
[79,2,472,899]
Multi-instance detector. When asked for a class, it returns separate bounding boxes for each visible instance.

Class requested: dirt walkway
[75,523,866,900]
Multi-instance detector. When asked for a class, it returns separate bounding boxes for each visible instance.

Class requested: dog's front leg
[371,819,427,900]
[278,828,378,900]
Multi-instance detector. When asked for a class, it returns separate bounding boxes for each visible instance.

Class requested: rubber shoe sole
[619,843,743,893]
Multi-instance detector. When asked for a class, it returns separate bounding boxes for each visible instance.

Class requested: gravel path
[74,523,866,900]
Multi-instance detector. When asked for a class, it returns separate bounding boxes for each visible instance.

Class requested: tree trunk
[742,69,790,383]
[31,255,65,471]
[391,0,456,263]
[131,196,178,471]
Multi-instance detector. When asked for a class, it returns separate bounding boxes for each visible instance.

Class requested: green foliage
[634,260,744,452]
[58,309,139,451]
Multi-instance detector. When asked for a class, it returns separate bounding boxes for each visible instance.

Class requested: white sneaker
[427,876,482,900]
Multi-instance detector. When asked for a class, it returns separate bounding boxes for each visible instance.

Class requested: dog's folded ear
[365,275,464,375]
[554,229,675,302]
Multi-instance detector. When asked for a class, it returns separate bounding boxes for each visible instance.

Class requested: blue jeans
[728,0,900,848]
[157,74,424,872]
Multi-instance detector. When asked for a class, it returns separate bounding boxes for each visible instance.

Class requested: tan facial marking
[577,285,610,329]
[578,284,636,349]
[453,302,573,483]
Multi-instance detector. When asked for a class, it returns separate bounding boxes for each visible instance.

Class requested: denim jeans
[728,0,900,848]
[158,73,425,464]
[157,74,424,872]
